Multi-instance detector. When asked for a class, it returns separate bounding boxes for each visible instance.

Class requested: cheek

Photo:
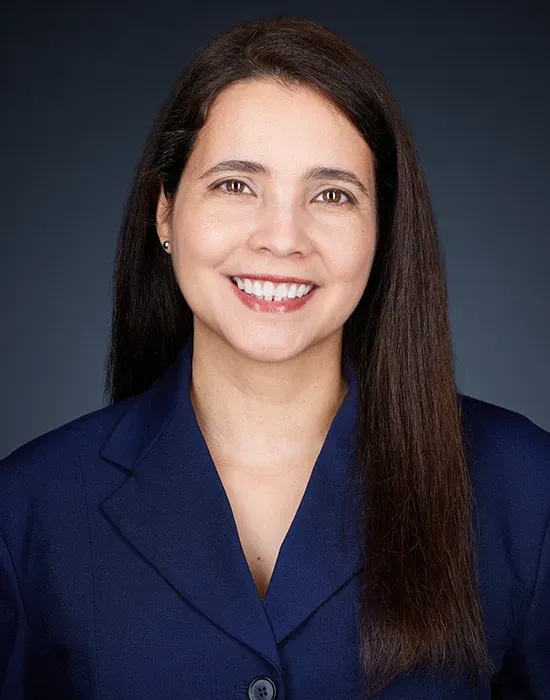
[323,226,376,285]
[174,210,237,267]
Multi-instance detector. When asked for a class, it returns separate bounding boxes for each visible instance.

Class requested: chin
[224,331,312,365]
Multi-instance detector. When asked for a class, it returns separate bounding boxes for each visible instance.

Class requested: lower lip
[229,279,318,313]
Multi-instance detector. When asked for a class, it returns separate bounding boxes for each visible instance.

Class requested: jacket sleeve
[500,515,550,696]
[520,515,550,694]
[0,524,29,699]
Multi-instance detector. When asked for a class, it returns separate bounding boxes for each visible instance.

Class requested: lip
[228,277,318,313]
[228,273,318,287]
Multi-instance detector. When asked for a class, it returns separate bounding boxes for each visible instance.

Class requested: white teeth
[232,277,314,300]
[263,281,275,300]
[274,283,288,301]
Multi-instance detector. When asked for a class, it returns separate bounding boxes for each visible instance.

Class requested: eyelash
[212,179,356,207]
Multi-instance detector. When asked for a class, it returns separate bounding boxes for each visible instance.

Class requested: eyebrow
[197,159,371,199]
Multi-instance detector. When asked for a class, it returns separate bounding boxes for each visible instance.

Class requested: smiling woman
[1,14,549,700]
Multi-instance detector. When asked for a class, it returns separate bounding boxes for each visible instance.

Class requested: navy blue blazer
[1,336,549,699]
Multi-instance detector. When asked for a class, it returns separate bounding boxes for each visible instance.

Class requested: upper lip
[229,273,318,287]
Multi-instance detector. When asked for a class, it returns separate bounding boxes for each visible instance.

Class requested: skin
[156,78,377,477]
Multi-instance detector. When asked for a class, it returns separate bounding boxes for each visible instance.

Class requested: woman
[1,16,549,700]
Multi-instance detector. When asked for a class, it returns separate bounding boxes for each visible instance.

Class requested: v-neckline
[99,334,365,665]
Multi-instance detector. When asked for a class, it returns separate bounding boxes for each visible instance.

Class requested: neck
[189,325,348,475]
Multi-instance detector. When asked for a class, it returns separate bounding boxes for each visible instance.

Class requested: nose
[246,202,313,258]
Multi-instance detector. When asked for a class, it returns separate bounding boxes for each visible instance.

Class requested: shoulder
[460,392,550,455]
[459,392,550,497]
[459,392,550,578]
[0,398,134,511]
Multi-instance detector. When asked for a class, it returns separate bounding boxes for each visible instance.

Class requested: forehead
[187,79,374,178]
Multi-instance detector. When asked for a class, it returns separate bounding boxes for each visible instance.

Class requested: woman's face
[156,79,378,363]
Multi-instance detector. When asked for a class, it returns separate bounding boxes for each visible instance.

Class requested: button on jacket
[1,337,549,699]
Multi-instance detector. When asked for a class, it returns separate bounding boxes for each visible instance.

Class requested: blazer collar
[99,336,364,671]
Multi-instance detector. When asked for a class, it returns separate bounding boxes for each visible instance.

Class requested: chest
[215,464,315,600]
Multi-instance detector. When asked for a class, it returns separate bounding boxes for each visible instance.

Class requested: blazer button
[247,675,277,700]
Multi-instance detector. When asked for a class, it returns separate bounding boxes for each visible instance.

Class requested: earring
[162,240,170,251]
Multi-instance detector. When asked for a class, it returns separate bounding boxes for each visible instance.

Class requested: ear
[156,184,171,245]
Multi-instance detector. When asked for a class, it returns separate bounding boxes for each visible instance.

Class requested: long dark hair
[105,16,495,694]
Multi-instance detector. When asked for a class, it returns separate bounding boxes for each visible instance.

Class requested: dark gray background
[2,1,549,458]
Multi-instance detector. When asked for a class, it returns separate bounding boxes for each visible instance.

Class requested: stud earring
[162,240,170,251]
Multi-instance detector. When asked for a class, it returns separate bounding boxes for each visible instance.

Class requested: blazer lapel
[261,353,364,642]
[99,336,364,665]
[99,338,280,667]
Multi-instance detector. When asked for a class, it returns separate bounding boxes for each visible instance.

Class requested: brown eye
[217,179,252,195]
[317,188,353,206]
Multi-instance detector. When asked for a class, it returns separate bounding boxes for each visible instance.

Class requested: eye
[315,188,354,207]
[214,179,253,196]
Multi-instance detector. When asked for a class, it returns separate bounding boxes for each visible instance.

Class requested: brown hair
[105,16,495,693]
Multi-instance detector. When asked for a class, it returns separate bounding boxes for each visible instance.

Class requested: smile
[229,276,318,313]
[232,276,315,300]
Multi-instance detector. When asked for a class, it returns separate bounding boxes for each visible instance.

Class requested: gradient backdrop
[1,0,549,458]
